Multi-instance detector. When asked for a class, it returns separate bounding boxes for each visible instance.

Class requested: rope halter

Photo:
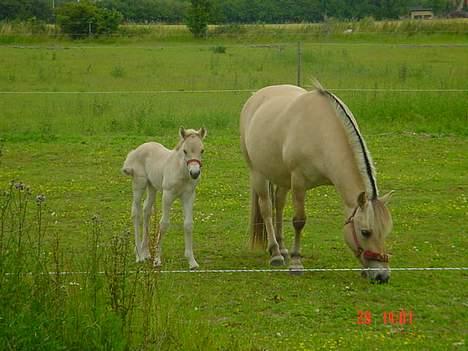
[344,207,389,263]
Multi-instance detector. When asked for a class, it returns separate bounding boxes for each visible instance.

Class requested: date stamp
[357,310,414,325]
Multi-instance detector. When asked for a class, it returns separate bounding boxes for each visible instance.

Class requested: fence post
[296,41,302,87]
[88,21,92,37]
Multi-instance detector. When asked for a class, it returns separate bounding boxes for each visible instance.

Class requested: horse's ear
[199,127,207,139]
[379,191,394,206]
[179,127,186,139]
[357,192,367,208]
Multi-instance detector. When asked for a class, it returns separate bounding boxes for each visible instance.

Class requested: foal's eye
[361,229,372,238]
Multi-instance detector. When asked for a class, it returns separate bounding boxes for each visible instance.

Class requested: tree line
[0,0,460,23]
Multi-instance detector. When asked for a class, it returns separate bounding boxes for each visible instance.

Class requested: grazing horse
[122,127,207,270]
[240,83,394,283]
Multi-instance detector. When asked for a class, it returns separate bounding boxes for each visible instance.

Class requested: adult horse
[240,83,393,283]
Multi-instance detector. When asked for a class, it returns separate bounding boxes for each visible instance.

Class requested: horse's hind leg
[153,190,175,267]
[141,185,157,261]
[132,176,147,262]
[275,186,289,259]
[252,172,284,266]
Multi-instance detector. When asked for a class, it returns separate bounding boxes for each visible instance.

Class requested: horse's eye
[183,150,187,155]
[361,229,372,238]
[201,149,205,154]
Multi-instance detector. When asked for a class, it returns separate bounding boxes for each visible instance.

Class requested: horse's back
[240,85,306,132]
[240,84,346,188]
[122,142,170,180]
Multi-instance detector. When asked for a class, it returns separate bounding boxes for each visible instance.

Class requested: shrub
[55,0,122,39]
[186,0,211,38]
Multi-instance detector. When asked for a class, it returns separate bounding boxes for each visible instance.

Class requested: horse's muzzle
[189,169,200,179]
[363,268,390,284]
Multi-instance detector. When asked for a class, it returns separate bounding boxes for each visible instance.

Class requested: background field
[0,25,467,350]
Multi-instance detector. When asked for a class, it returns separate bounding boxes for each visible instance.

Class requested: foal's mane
[314,81,379,199]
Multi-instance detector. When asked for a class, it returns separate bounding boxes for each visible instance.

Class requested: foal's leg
[182,191,199,270]
[252,172,284,266]
[141,185,157,261]
[132,176,147,262]
[153,191,175,267]
[275,186,289,259]
[290,175,306,273]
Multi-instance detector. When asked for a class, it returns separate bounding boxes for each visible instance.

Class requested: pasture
[0,28,467,350]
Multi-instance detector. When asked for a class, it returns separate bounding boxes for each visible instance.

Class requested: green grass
[0,29,467,350]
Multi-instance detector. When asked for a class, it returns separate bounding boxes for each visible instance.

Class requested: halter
[186,159,202,167]
[344,207,389,263]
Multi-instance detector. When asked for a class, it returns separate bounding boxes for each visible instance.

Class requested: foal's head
[344,191,394,283]
[178,127,207,180]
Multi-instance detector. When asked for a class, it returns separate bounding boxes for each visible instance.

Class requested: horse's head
[344,191,394,283]
[179,127,207,180]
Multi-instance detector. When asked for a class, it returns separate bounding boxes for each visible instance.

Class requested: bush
[186,0,211,38]
[55,0,122,39]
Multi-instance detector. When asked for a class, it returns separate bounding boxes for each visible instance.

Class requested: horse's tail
[121,150,135,176]
[249,182,275,249]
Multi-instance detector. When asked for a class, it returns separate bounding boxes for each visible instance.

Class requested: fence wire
[4,267,468,276]
[0,88,466,95]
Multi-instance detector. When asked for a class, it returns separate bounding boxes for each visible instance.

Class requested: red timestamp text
[357,310,414,325]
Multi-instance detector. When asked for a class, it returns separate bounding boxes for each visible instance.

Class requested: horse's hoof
[289,265,304,276]
[153,258,162,267]
[270,255,285,266]
[280,249,289,260]
[189,264,199,271]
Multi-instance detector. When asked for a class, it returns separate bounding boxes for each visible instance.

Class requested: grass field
[0,23,467,350]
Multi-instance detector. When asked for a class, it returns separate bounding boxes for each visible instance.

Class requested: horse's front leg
[182,191,199,270]
[290,177,306,273]
[132,177,146,262]
[153,191,175,267]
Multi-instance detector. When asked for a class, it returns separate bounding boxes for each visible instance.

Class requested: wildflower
[36,194,46,205]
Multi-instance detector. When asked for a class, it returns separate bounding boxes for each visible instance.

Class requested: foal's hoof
[270,255,285,267]
[280,249,289,260]
[289,264,304,276]
[189,261,199,270]
[153,258,162,267]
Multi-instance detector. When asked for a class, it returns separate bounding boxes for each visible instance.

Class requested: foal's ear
[198,127,207,139]
[379,191,395,206]
[357,191,367,208]
[179,127,187,139]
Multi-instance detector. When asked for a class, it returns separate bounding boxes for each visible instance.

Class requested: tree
[55,0,122,38]
[0,0,51,21]
[186,0,211,38]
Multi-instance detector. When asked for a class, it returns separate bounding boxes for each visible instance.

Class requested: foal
[122,127,207,269]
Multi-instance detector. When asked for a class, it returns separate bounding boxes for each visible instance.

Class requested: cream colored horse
[240,83,393,282]
[122,127,207,270]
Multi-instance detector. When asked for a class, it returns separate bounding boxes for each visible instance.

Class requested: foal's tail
[121,150,135,176]
[249,183,275,249]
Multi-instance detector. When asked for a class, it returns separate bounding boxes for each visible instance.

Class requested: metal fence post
[296,41,302,87]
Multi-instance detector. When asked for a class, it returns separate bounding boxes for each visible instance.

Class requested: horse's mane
[313,80,379,199]
[174,129,200,150]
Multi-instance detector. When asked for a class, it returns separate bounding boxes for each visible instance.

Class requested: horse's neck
[331,156,368,214]
[168,149,185,171]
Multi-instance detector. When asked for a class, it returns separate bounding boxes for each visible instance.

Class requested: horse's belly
[246,144,291,188]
